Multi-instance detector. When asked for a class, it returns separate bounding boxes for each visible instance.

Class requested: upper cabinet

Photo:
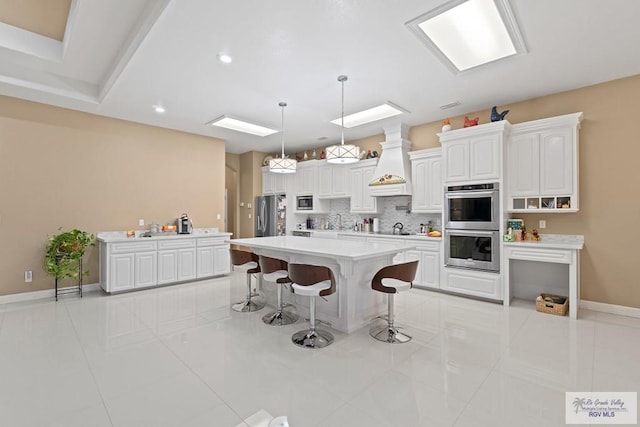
[409,147,442,213]
[350,159,380,213]
[295,160,319,195]
[262,166,291,195]
[439,120,509,184]
[318,162,350,199]
[507,113,582,212]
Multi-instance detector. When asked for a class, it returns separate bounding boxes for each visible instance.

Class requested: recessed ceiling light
[206,115,278,137]
[406,0,527,73]
[330,102,408,128]
[217,53,232,64]
[153,105,165,113]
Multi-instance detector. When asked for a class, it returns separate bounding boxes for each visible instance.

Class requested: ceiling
[1,0,640,155]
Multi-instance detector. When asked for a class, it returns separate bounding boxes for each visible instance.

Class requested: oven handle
[446,229,498,237]
[445,190,496,199]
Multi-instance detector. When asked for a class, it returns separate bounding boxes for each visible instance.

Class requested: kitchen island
[229,235,415,333]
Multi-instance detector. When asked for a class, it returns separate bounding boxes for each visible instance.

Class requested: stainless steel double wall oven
[444,183,500,272]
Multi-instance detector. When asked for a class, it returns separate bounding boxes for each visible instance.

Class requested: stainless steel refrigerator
[255,194,286,237]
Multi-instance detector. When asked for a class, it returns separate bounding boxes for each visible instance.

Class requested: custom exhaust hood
[369,123,413,196]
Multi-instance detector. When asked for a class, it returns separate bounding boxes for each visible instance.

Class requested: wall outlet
[240,202,245,207]
[25,270,32,283]
[216,213,221,220]
[539,220,546,229]
[248,203,252,209]
[138,218,145,226]
[248,213,252,219]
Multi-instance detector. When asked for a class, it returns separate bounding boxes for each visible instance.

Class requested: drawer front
[411,240,440,252]
[111,241,157,253]
[197,237,228,247]
[506,247,571,264]
[158,239,196,250]
[368,237,405,248]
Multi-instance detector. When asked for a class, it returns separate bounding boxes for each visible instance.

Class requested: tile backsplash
[299,196,441,233]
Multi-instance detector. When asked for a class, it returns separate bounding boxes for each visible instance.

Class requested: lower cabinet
[135,251,158,289]
[441,267,502,300]
[100,235,230,293]
[196,237,230,278]
[157,240,197,285]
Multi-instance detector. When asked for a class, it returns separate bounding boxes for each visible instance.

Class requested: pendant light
[326,75,360,164]
[269,102,297,173]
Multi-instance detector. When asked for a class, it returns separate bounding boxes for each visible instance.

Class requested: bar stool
[229,248,264,312]
[258,255,298,326]
[288,263,336,349]
[369,260,418,344]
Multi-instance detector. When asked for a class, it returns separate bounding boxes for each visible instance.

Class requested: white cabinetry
[196,237,231,278]
[439,121,509,184]
[157,240,196,285]
[295,160,319,195]
[349,159,380,213]
[409,148,443,213]
[318,162,350,198]
[441,267,502,300]
[507,113,582,212]
[403,240,441,290]
[262,166,290,195]
[99,233,231,293]
[100,240,158,292]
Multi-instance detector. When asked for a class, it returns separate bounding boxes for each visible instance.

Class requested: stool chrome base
[232,299,264,313]
[262,309,298,326]
[369,325,412,344]
[292,329,334,349]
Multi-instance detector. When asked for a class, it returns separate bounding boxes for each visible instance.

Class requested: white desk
[503,234,584,319]
[229,236,414,333]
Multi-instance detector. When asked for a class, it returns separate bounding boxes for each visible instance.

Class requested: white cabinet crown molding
[510,112,583,135]
[438,119,511,143]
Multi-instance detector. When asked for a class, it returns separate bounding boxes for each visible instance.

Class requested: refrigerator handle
[256,210,262,233]
[261,199,267,233]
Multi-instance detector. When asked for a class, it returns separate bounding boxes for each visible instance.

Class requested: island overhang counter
[228,236,415,333]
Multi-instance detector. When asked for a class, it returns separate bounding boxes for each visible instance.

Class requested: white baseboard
[0,283,101,305]
[580,299,640,319]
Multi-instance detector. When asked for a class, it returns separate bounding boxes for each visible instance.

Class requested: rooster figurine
[491,106,509,122]
[463,116,479,128]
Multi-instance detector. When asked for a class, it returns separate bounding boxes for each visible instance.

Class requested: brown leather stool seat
[369,261,418,344]
[258,255,298,326]
[288,263,336,349]
[229,249,264,312]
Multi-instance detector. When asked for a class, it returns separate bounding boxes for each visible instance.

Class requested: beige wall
[237,151,265,238]
[0,96,226,297]
[0,0,71,41]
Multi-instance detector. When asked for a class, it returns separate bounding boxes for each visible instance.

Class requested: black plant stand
[55,257,83,301]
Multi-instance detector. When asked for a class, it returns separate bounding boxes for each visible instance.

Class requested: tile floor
[0,272,638,427]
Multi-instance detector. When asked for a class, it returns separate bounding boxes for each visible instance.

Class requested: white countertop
[299,229,442,241]
[229,235,415,261]
[98,228,232,243]
[503,234,584,250]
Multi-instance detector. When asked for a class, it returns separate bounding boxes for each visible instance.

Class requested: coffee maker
[177,213,193,234]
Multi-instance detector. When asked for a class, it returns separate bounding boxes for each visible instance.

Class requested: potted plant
[44,229,95,298]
